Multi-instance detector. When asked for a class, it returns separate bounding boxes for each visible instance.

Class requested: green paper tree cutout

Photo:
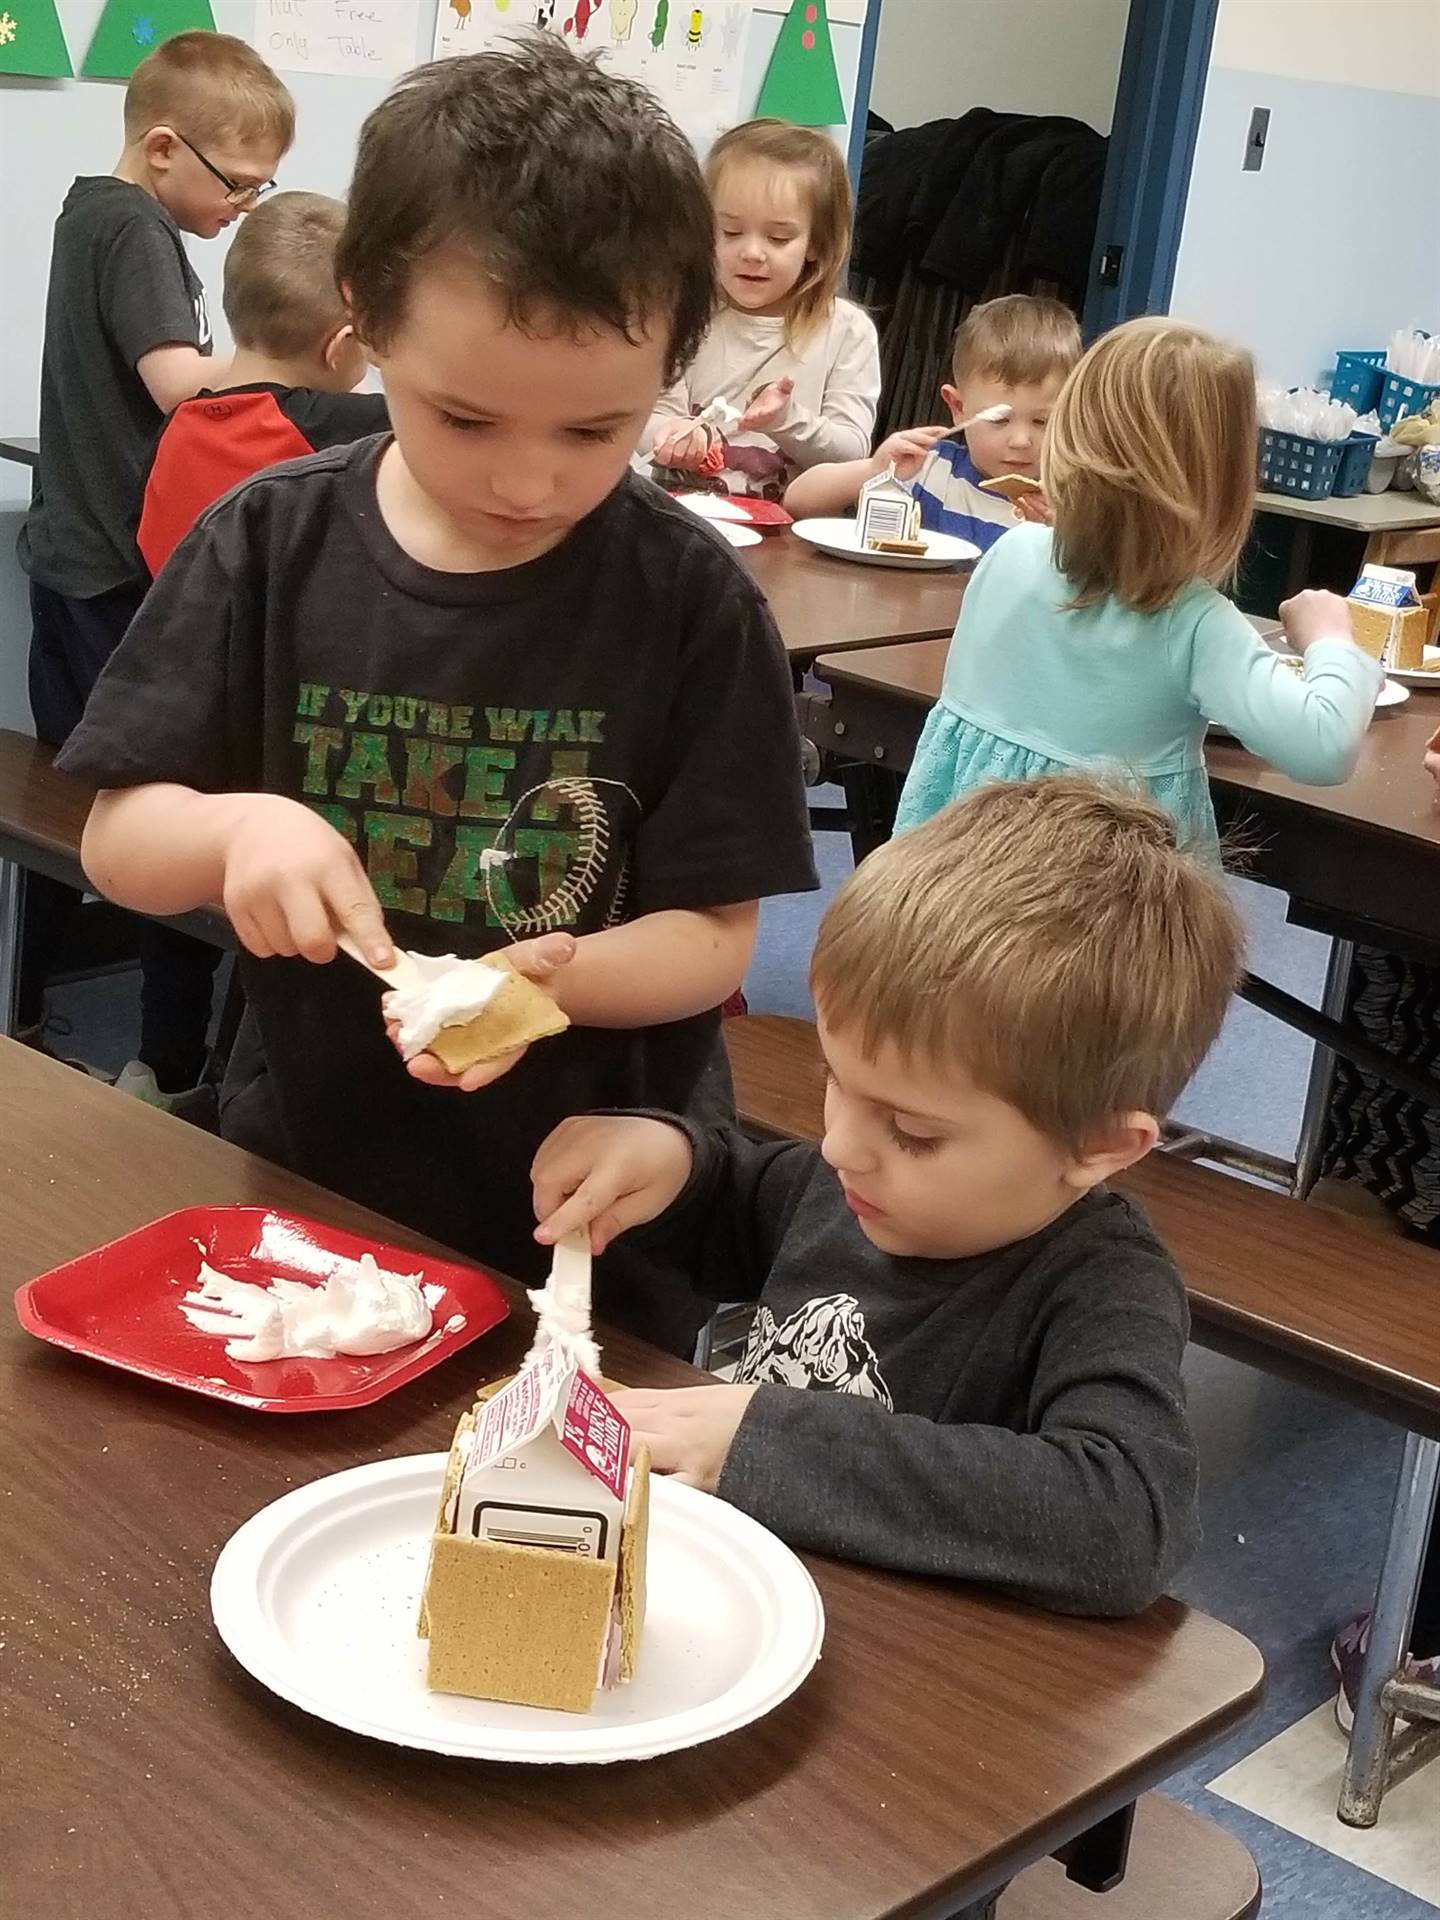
[755,0,843,127]
[0,0,74,77]
[83,2,217,81]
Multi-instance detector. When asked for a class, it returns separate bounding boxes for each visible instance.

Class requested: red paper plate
[726,496,793,530]
[14,1206,510,1413]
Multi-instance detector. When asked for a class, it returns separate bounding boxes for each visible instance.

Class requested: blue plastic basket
[1378,370,1440,431]
[1258,428,1344,501]
[1331,350,1386,413]
[1332,433,1379,498]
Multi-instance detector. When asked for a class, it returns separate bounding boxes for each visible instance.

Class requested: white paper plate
[791,517,979,570]
[1389,645,1440,690]
[710,521,762,549]
[211,1452,824,1763]
[674,491,750,523]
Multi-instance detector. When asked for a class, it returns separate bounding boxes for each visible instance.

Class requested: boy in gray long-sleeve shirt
[533,775,1246,1617]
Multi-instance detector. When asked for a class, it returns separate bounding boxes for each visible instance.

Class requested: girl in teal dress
[895,318,1382,861]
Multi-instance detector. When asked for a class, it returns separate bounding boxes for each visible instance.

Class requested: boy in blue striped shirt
[785,294,1081,553]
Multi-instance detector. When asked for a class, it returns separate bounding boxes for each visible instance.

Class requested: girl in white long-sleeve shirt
[641,119,880,498]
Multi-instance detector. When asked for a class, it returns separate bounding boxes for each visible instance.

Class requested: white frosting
[385,950,507,1060]
[522,1231,603,1378]
[180,1249,432,1362]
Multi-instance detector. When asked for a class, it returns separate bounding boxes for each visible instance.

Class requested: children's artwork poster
[0,0,73,75]
[81,0,216,78]
[253,0,421,79]
[431,0,759,151]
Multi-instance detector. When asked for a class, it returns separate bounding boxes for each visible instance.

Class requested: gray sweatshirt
[650,1123,1200,1617]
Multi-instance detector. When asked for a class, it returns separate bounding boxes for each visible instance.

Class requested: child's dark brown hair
[336,36,716,383]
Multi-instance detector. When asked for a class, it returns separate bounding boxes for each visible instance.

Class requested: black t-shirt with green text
[60,442,817,1348]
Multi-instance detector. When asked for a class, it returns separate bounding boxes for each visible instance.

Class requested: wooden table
[743,534,965,663]
[0,1042,1264,1920]
[1256,487,1440,603]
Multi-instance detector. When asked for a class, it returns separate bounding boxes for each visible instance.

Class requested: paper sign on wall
[254,0,420,78]
[432,0,757,154]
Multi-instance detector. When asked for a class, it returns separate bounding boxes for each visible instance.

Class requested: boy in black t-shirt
[18,32,293,1097]
[138,189,388,579]
[61,39,818,1354]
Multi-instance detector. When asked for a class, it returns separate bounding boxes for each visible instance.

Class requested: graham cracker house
[1349,563,1426,671]
[418,1235,649,1714]
[857,463,923,552]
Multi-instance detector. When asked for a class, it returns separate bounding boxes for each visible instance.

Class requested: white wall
[1171,0,1440,386]
[869,0,1130,135]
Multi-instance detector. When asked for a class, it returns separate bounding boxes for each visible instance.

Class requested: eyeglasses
[175,132,276,208]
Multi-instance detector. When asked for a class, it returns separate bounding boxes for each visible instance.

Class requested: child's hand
[609,1384,758,1492]
[531,1114,693,1252]
[739,377,794,434]
[1425,726,1440,787]
[1013,489,1054,525]
[1280,588,1355,654]
[872,423,952,480]
[221,794,392,967]
[651,422,712,470]
[390,933,575,1093]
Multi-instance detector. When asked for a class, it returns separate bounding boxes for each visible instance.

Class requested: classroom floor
[47,821,1440,1919]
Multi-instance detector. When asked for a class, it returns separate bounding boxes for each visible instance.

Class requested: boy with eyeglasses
[17,32,293,1101]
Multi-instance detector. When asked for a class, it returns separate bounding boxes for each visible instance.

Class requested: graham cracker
[979,473,1044,502]
[618,1442,650,1684]
[426,960,570,1074]
[418,1408,475,1638]
[1349,599,1426,668]
[423,1532,617,1713]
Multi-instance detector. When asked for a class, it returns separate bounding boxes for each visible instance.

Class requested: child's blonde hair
[223,191,349,358]
[705,119,852,343]
[951,294,1082,390]
[1045,317,1257,614]
[124,31,296,152]
[811,775,1243,1151]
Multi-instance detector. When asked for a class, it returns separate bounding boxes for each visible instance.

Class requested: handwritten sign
[253,0,420,78]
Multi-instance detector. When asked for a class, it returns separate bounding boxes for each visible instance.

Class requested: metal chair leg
[0,858,24,1035]
[1291,937,1352,1198]
[692,1314,715,1373]
[1337,1432,1440,1827]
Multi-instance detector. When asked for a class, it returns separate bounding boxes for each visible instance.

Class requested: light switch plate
[1244,107,1271,172]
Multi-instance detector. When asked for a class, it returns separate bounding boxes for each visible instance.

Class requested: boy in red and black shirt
[139,189,387,576]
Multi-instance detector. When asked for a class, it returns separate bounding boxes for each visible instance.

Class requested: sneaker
[1331,1609,1440,1732]
[114,1061,217,1127]
[15,1014,113,1082]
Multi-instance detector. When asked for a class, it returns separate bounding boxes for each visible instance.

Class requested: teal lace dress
[894,527,1382,863]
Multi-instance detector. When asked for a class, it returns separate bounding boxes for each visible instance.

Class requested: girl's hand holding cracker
[532,1113,694,1252]
[609,1384,758,1493]
[222,794,393,968]
[1279,588,1355,654]
[386,932,575,1093]
[1424,726,1440,787]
